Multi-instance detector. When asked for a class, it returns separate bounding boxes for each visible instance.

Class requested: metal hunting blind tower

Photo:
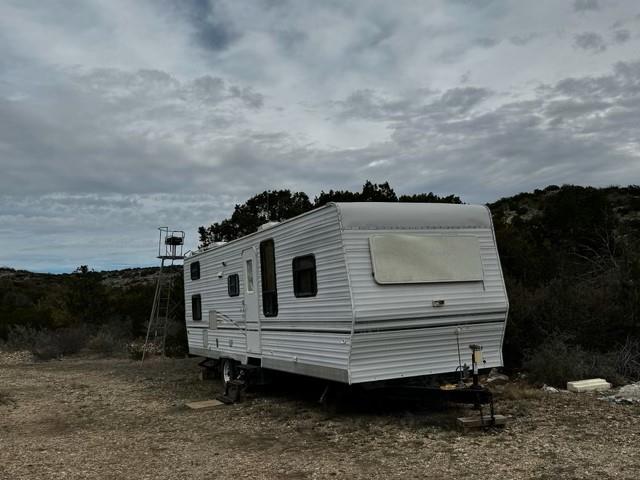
[142,227,185,361]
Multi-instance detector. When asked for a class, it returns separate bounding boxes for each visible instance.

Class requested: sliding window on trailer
[369,234,483,284]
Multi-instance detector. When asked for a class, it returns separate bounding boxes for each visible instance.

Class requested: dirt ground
[1,355,639,480]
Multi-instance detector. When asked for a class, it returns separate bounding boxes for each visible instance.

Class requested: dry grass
[494,383,546,401]
[0,390,13,406]
[1,355,640,479]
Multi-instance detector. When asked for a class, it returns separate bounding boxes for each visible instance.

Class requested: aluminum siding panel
[187,327,247,360]
[349,322,504,383]
[342,228,508,330]
[260,331,350,369]
[341,214,508,381]
[183,204,353,373]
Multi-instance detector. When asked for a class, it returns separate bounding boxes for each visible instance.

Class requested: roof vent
[257,221,280,232]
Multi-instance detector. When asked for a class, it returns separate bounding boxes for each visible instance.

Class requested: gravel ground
[1,354,639,479]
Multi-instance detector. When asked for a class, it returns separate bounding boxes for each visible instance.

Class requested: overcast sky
[1,0,640,272]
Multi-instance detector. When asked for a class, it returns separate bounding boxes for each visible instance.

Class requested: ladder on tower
[142,228,185,362]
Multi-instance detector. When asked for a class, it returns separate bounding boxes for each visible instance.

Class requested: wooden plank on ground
[457,414,508,432]
[186,399,225,410]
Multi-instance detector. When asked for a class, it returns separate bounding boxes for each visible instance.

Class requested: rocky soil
[1,355,639,479]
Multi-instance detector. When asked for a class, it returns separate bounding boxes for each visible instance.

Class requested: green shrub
[4,324,94,360]
[125,320,187,360]
[31,334,63,360]
[126,340,161,360]
[3,325,40,351]
[612,337,640,381]
[524,334,623,387]
[164,319,188,357]
[31,327,88,360]
[86,320,132,356]
[54,327,88,355]
[86,331,119,356]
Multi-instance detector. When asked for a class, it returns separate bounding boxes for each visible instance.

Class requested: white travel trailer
[183,202,508,385]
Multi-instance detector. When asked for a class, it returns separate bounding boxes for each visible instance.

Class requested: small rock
[598,382,640,404]
[542,384,559,393]
[615,382,640,402]
[487,369,510,385]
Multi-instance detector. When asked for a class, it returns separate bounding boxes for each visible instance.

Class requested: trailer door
[242,247,261,354]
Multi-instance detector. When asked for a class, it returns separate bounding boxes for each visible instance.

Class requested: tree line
[198,181,461,246]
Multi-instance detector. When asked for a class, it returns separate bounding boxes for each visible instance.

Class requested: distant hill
[0,265,180,287]
[488,185,640,372]
[490,184,640,229]
[0,265,183,340]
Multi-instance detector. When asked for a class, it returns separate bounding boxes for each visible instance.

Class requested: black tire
[221,358,237,388]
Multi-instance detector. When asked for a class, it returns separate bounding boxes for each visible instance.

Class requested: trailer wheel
[221,358,237,387]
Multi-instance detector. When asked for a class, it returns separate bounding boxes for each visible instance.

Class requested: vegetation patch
[2,182,639,386]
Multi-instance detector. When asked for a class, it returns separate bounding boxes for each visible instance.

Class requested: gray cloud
[229,85,264,109]
[450,0,500,9]
[0,193,235,272]
[335,86,492,126]
[476,37,500,48]
[439,87,492,113]
[573,0,600,13]
[1,1,640,271]
[167,0,240,51]
[544,99,612,118]
[574,32,607,52]
[613,29,631,44]
[0,67,267,197]
[509,33,539,46]
[332,60,640,203]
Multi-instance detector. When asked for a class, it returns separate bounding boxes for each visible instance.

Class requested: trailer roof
[334,202,491,229]
[190,202,491,258]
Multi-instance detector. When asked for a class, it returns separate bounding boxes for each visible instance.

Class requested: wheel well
[247,357,261,367]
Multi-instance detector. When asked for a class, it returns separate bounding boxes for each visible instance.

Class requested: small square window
[293,254,317,298]
[190,261,200,280]
[191,294,202,321]
[228,274,240,297]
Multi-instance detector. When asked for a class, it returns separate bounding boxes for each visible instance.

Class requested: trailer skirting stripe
[209,318,505,335]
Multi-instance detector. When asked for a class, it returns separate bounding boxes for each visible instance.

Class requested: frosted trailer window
[369,234,483,284]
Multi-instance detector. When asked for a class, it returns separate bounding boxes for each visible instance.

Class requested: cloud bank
[1,0,639,271]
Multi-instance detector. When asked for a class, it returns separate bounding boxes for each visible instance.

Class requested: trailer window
[245,259,254,292]
[292,255,317,297]
[369,234,483,284]
[191,294,202,321]
[260,239,278,317]
[190,261,200,280]
[228,274,239,297]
